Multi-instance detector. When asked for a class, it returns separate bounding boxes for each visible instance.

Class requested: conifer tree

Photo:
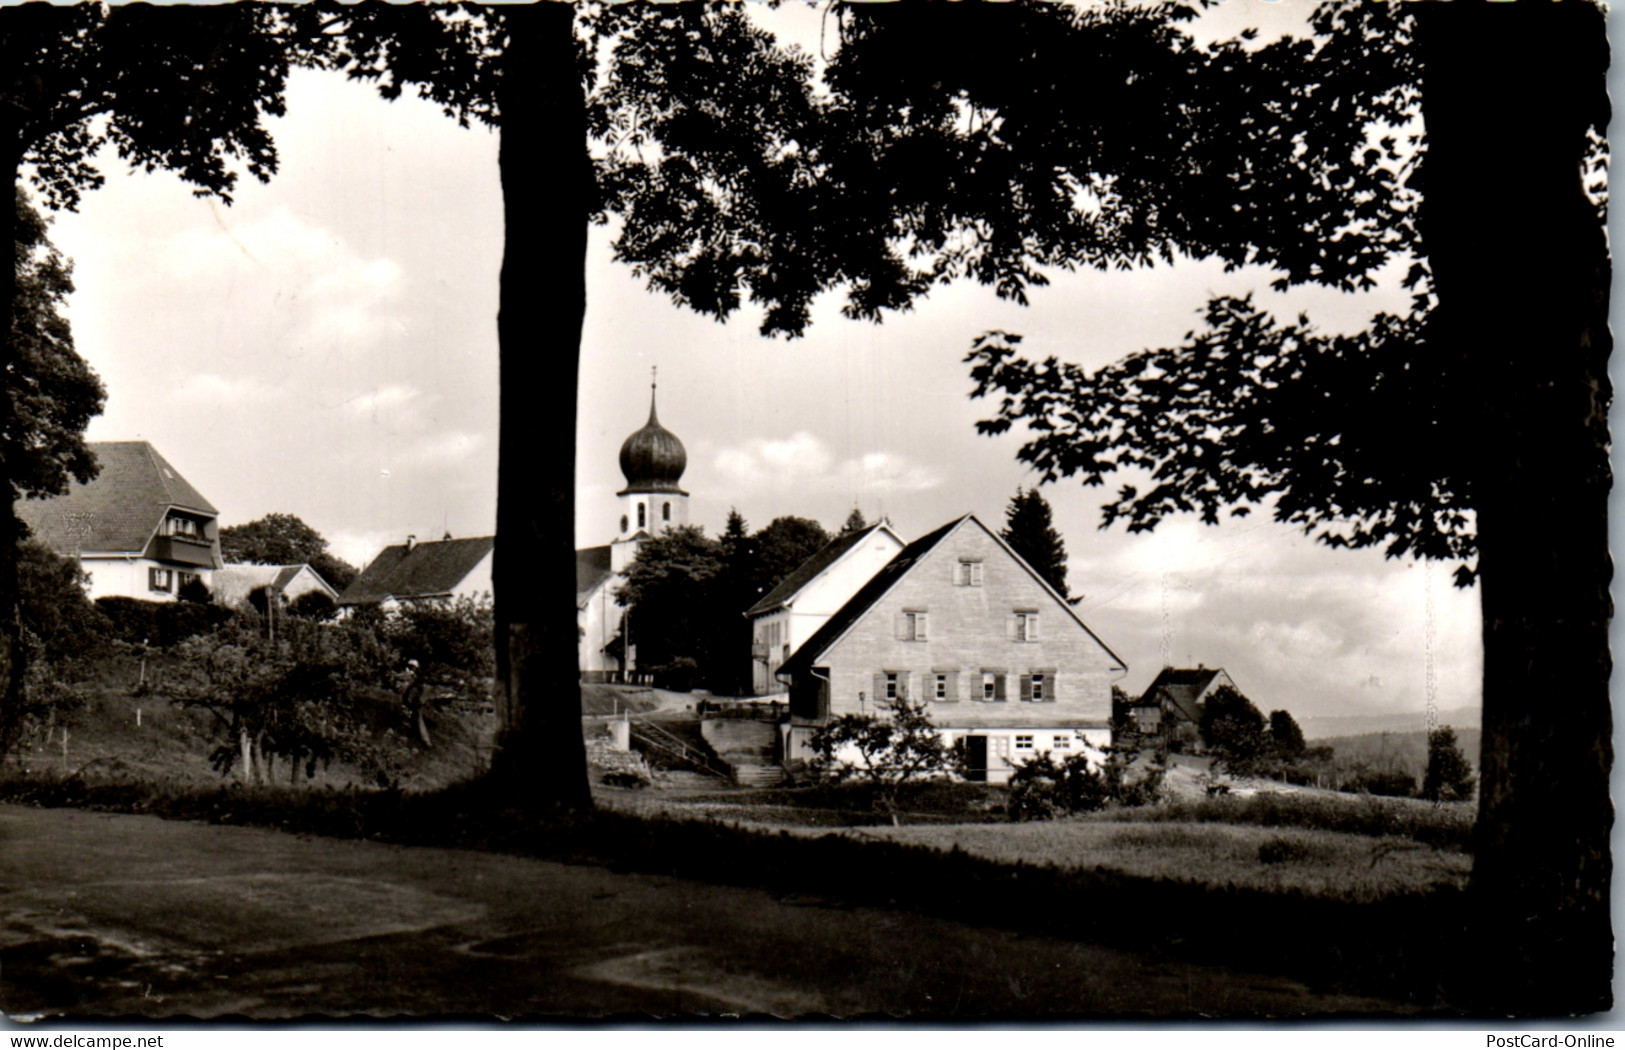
[1000,488,1068,598]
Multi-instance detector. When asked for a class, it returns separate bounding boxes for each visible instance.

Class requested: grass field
[821,819,1470,903]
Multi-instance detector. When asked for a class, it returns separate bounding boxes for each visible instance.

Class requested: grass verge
[0,769,1476,1012]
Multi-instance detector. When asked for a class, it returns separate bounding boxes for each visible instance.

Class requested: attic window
[955,559,983,586]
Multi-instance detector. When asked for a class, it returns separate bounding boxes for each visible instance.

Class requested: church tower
[611,371,688,573]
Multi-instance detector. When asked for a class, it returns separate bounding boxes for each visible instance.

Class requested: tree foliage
[17,540,107,668]
[1423,725,1476,803]
[840,508,869,535]
[11,188,104,509]
[219,512,358,590]
[806,694,951,792]
[748,516,831,601]
[1269,709,1307,759]
[1000,487,1069,597]
[1199,685,1267,769]
[616,524,729,688]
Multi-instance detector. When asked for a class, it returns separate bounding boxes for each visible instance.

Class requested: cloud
[172,373,281,404]
[714,431,941,494]
[343,384,422,418]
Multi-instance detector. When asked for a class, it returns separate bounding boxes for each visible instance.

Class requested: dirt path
[0,804,1412,1020]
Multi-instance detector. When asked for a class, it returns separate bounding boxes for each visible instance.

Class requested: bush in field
[1423,725,1476,802]
[380,596,495,747]
[1343,765,1417,798]
[1007,751,1109,820]
[807,694,951,821]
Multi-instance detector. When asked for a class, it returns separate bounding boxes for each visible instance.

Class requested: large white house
[778,514,1127,783]
[745,522,905,696]
[16,441,222,601]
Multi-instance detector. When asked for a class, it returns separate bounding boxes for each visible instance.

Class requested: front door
[963,735,989,783]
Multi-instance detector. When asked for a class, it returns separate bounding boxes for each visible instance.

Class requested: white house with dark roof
[212,563,340,611]
[745,522,905,696]
[338,535,493,609]
[778,514,1127,784]
[16,441,222,601]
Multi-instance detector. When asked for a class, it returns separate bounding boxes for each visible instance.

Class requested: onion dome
[618,382,688,495]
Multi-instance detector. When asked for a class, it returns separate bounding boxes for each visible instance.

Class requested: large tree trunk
[1418,1,1612,1014]
[487,3,593,811]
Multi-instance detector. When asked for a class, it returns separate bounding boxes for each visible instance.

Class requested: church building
[577,377,689,682]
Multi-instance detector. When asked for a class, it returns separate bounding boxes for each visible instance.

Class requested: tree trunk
[487,3,592,811]
[239,725,255,785]
[1417,1,1612,1014]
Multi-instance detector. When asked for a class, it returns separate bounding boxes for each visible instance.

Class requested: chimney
[406,534,417,553]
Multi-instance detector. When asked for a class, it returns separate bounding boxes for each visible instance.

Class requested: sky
[36,0,1497,727]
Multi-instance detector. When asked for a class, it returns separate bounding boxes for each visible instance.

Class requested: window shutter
[1007,615,1018,641]
[915,613,928,641]
[897,673,910,700]
[895,612,909,640]
[1019,674,1033,702]
[946,671,959,701]
[971,562,983,586]
[1028,613,1039,640]
[872,673,885,703]
[994,674,1007,702]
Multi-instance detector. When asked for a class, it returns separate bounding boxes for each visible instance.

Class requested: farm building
[745,521,905,696]
[339,534,493,610]
[778,514,1126,784]
[1125,666,1239,751]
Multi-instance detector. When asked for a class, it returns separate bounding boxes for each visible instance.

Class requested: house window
[167,517,200,538]
[934,674,947,700]
[1030,673,1045,702]
[885,672,899,700]
[662,501,671,522]
[899,610,928,641]
[955,559,983,586]
[1014,610,1040,641]
[637,503,646,528]
[620,514,629,533]
[149,568,174,593]
[178,572,199,589]
[982,671,1004,702]
[1015,734,1034,751]
[1053,734,1071,750]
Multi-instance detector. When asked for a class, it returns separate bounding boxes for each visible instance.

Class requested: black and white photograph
[0,0,1614,1029]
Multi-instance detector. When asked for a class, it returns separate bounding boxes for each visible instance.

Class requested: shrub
[1258,836,1314,865]
[1344,767,1417,799]
[1423,725,1476,802]
[95,596,231,648]
[289,590,338,622]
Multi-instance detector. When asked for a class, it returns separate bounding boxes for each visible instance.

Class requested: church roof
[339,536,494,605]
[18,441,217,555]
[576,545,614,608]
[618,384,687,495]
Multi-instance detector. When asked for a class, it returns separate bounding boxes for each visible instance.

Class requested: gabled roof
[780,514,1125,677]
[745,522,902,618]
[17,441,217,555]
[338,536,495,605]
[1136,667,1230,724]
[576,545,613,609]
[213,563,331,607]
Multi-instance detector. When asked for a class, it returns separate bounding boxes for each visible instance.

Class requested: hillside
[1301,704,1480,741]
[1314,727,1481,782]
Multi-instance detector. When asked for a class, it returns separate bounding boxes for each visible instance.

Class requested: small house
[338,535,493,609]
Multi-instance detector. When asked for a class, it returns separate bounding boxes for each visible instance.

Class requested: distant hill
[1313,727,1482,782]
[1301,705,1480,742]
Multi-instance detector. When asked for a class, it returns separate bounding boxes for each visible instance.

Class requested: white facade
[81,557,211,603]
[750,525,905,695]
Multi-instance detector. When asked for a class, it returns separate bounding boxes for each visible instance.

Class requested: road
[0,803,1409,1020]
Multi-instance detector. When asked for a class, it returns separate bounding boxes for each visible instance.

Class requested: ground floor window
[1015,734,1034,751]
[934,673,947,700]
[149,567,173,593]
[1053,734,1071,750]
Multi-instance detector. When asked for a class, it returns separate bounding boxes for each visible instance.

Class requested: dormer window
[167,517,201,538]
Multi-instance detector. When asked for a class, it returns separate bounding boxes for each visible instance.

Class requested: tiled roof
[1136,667,1227,724]
[17,441,217,555]
[745,523,893,618]
[576,545,613,608]
[213,564,322,607]
[781,514,1126,679]
[338,536,495,605]
[779,517,967,677]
